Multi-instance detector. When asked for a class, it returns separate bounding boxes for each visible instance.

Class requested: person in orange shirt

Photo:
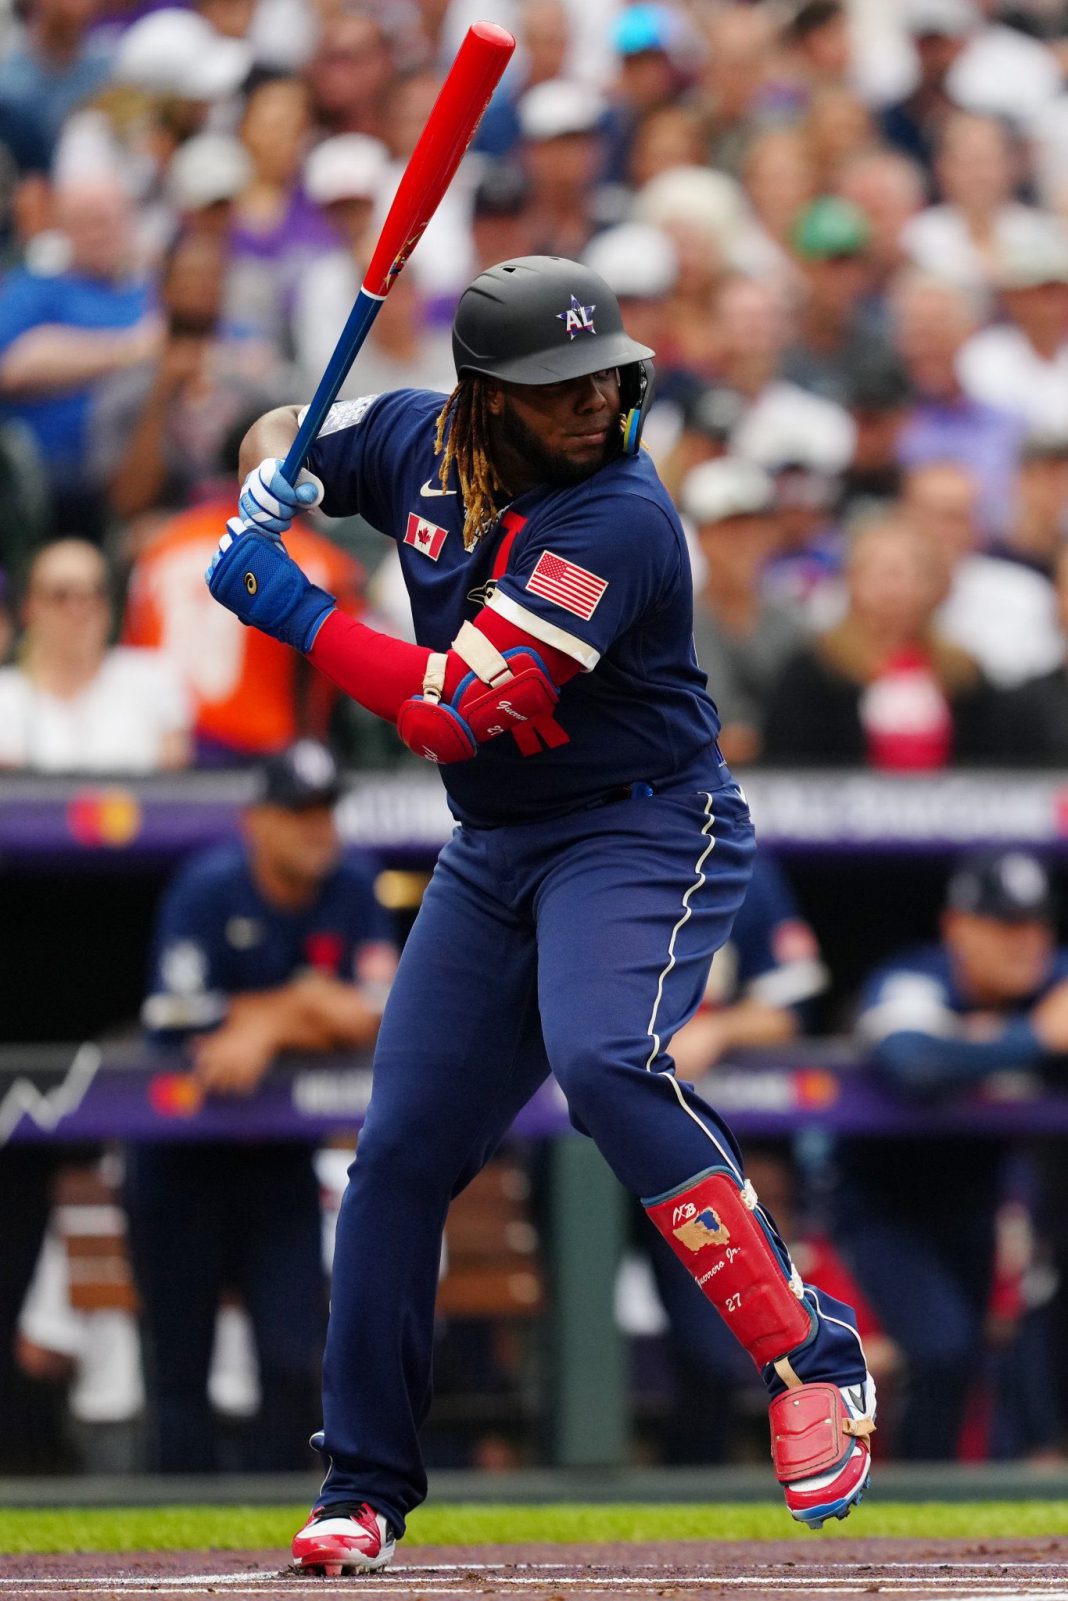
[124,499,363,761]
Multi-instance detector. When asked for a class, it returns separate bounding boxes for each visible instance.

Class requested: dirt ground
[4,1537,1068,1601]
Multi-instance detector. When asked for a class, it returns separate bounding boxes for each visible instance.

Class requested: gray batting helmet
[453,256,656,452]
[452,255,653,384]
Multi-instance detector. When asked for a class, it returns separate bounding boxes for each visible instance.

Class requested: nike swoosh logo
[420,479,456,497]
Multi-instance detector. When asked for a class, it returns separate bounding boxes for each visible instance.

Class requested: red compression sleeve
[308,608,581,725]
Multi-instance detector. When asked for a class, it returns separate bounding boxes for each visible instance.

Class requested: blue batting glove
[206,517,336,651]
[238,457,324,536]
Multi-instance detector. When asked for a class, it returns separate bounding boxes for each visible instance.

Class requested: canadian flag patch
[404,513,448,560]
[526,550,608,620]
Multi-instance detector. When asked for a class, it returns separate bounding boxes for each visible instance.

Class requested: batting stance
[206,256,874,1574]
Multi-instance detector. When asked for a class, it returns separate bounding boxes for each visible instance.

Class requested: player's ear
[484,381,505,416]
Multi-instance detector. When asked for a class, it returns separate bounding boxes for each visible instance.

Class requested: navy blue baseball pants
[316,761,866,1529]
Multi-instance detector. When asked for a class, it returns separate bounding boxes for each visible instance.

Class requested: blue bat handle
[279,288,385,486]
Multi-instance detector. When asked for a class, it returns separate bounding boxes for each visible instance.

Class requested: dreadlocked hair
[434,375,506,550]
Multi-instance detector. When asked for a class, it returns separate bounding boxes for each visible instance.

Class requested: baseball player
[206,256,875,1574]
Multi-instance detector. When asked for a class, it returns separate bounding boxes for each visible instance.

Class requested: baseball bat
[281,19,516,486]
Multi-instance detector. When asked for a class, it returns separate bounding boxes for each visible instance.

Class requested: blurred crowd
[11,0,1068,1479]
[7,0,1068,769]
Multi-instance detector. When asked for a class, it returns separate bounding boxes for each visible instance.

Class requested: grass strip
[3,1501,1068,1553]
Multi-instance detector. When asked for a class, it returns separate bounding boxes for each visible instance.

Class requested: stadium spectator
[999,435,1068,578]
[901,111,1045,294]
[837,357,910,523]
[100,230,288,527]
[469,163,536,273]
[890,269,1025,541]
[762,515,1000,767]
[472,0,572,161]
[836,849,1068,1459]
[802,87,878,194]
[516,77,608,259]
[879,0,975,177]
[602,2,694,185]
[782,196,894,407]
[0,538,191,771]
[901,461,1063,689]
[124,740,396,1473]
[163,133,252,246]
[696,3,779,180]
[291,133,390,393]
[655,382,742,504]
[122,438,363,765]
[305,9,395,142]
[582,221,678,389]
[0,0,113,151]
[225,76,336,349]
[739,126,817,257]
[0,172,159,542]
[781,1,853,99]
[710,274,856,477]
[681,456,804,770]
[957,221,1068,439]
[836,148,926,300]
[626,103,705,191]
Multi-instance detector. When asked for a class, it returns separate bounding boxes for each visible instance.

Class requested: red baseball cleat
[290,1501,396,1575]
[771,1375,876,1530]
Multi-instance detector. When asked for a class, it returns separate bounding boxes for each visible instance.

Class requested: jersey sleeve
[856,962,958,1045]
[487,487,681,669]
[141,868,230,1041]
[303,388,432,533]
[732,855,828,1012]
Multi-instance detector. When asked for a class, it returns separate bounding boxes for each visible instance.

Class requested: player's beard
[496,396,620,488]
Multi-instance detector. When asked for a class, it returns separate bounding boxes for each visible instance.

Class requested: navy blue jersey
[306,389,721,826]
[142,841,393,1043]
[858,944,1068,1041]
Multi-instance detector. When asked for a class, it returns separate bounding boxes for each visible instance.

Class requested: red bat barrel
[363,21,516,299]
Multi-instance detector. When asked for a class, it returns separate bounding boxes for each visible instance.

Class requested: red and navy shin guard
[644,1166,815,1372]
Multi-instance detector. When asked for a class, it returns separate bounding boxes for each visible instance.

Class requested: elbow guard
[397,622,565,764]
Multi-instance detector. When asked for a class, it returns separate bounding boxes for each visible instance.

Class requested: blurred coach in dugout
[835,849,1068,1460]
[124,741,396,1473]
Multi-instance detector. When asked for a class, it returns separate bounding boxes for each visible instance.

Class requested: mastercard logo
[67,789,142,847]
[148,1074,204,1118]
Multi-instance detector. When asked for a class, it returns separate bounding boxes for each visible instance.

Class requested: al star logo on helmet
[557,295,596,339]
[403,513,448,560]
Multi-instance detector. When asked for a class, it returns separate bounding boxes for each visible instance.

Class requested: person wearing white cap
[292,132,454,399]
[114,7,252,103]
[958,219,1068,438]
[682,457,805,768]
[582,221,677,371]
[901,110,1052,294]
[165,134,253,236]
[516,77,609,258]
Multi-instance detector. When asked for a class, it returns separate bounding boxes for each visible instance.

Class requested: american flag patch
[525,550,608,620]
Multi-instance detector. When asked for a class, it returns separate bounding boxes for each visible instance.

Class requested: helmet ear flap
[620,359,655,456]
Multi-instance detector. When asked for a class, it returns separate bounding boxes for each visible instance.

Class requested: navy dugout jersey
[142,841,393,1045]
[305,389,722,827]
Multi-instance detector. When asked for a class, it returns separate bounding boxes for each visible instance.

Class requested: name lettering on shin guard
[644,1168,815,1370]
